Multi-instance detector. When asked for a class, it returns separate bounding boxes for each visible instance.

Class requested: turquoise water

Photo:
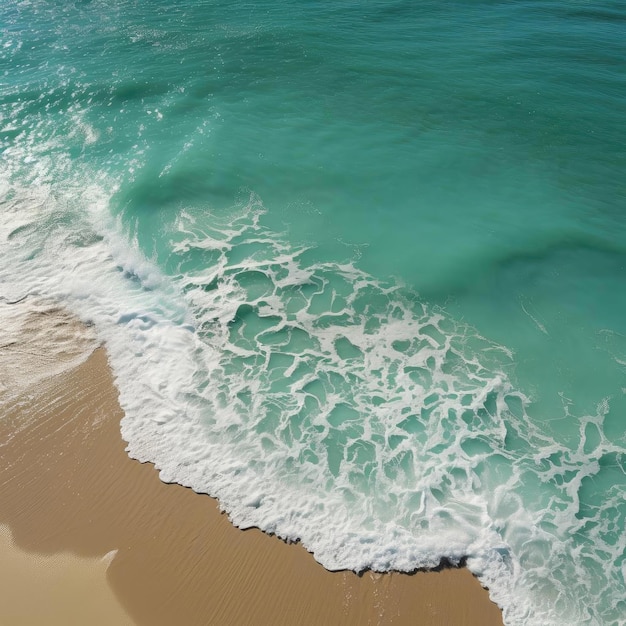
[1,1,625,623]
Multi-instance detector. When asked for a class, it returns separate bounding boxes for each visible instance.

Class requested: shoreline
[0,309,504,625]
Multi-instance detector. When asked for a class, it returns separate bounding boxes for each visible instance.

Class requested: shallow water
[1,1,625,624]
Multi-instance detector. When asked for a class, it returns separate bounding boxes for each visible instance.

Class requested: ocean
[1,0,625,623]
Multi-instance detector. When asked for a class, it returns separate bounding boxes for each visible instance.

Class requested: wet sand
[0,311,504,625]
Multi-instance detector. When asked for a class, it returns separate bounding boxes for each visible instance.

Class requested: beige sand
[0,314,504,625]
[0,525,133,626]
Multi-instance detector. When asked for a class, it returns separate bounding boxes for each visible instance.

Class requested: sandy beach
[0,305,504,626]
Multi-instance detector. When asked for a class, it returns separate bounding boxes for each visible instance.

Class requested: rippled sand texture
[0,305,503,626]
